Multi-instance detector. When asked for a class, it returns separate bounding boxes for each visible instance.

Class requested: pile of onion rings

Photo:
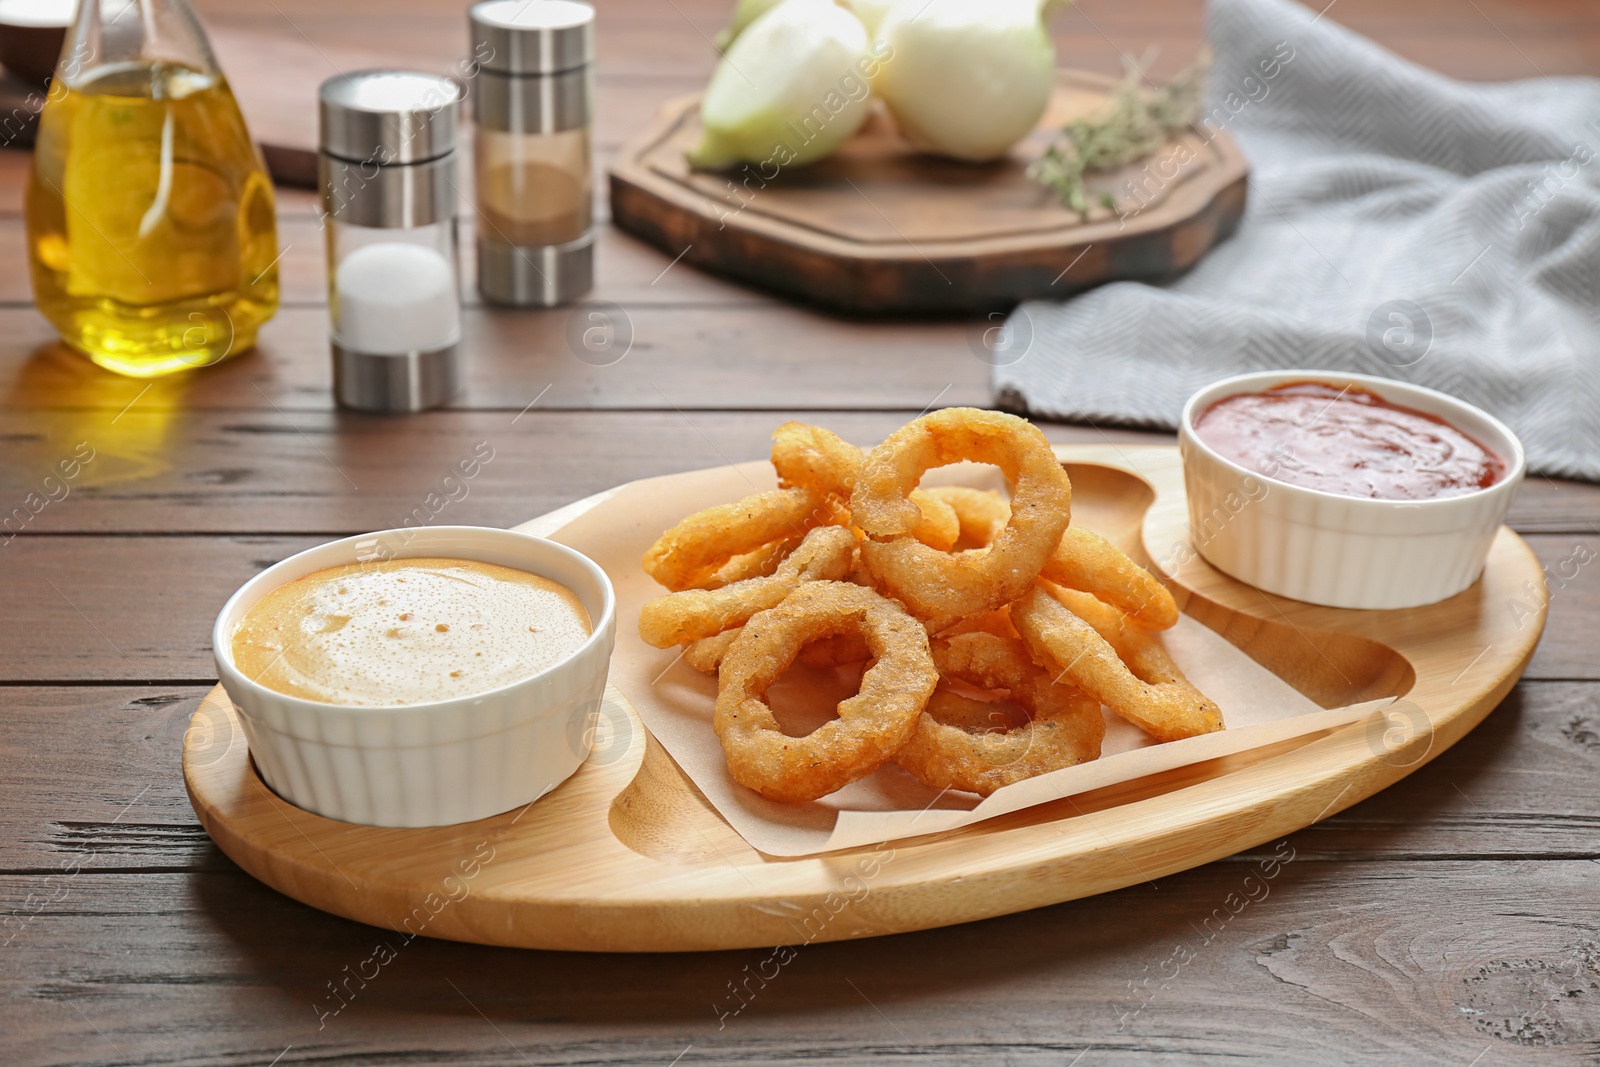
[638,409,1223,803]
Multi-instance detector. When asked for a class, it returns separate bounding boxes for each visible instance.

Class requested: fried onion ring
[639,526,857,647]
[923,486,1010,549]
[852,408,1072,631]
[769,423,958,551]
[679,534,804,591]
[907,488,960,552]
[642,487,834,591]
[937,605,1019,640]
[1012,584,1223,743]
[771,422,862,500]
[1042,528,1179,630]
[895,632,1104,796]
[714,582,937,802]
[683,629,739,674]
[685,627,873,674]
[905,488,1171,626]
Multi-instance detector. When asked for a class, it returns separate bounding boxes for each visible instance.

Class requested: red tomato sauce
[1193,382,1506,500]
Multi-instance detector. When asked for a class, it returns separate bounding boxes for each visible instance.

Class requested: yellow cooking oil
[25,60,279,378]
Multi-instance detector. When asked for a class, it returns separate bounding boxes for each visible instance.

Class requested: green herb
[1028,50,1211,213]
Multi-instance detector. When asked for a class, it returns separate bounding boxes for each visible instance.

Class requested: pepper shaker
[470,0,595,306]
[319,70,465,412]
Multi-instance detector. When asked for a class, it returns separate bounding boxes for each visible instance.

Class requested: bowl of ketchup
[1179,371,1525,609]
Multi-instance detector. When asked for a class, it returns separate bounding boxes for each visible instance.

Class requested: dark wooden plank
[0,409,632,536]
[0,536,323,682]
[5,681,1600,874]
[1048,1,1600,82]
[0,528,1593,683]
[0,310,991,412]
[0,409,1594,538]
[0,0,1587,209]
[1,308,1599,536]
[0,687,222,874]
[1507,477,1600,534]
[187,0,1600,82]
[0,0,1585,194]
[0,414,1158,537]
[1,857,1595,1065]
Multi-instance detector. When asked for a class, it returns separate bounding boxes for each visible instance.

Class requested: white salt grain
[334,242,461,355]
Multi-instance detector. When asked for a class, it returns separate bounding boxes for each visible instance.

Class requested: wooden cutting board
[609,72,1250,315]
[184,445,1545,952]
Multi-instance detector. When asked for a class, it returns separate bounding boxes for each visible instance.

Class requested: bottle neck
[64,0,220,85]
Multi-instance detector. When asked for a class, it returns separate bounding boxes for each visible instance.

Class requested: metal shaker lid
[471,0,595,75]
[319,70,461,164]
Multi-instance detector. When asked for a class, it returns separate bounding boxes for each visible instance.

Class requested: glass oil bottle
[25,0,279,377]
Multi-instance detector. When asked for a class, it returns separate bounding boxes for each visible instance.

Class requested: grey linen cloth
[996,0,1600,480]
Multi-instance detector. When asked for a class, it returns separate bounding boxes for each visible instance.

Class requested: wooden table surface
[5,0,1600,1063]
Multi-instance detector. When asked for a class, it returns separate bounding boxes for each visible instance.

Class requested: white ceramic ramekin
[1178,371,1525,610]
[212,526,616,827]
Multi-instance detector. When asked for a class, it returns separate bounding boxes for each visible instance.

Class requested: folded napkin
[997,0,1600,480]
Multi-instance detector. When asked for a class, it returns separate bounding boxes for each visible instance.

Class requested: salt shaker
[319,71,465,412]
[470,0,595,306]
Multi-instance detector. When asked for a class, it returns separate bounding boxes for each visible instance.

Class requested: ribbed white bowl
[212,526,616,827]
[1179,372,1525,610]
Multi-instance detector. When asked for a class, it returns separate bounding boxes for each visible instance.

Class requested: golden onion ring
[642,486,837,591]
[923,485,1010,549]
[639,526,857,647]
[1013,583,1222,743]
[771,421,862,501]
[1042,528,1179,630]
[685,626,873,674]
[852,408,1072,631]
[895,632,1104,796]
[714,581,937,803]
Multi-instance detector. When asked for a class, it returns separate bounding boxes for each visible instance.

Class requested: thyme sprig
[1028,50,1211,213]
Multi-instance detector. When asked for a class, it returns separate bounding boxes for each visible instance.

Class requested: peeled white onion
[713,0,786,52]
[872,0,1056,162]
[690,0,877,170]
[842,0,894,36]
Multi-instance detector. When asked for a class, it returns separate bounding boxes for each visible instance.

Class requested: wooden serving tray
[608,73,1250,316]
[184,446,1545,952]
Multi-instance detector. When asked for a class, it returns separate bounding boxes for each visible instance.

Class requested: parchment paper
[527,461,1392,858]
